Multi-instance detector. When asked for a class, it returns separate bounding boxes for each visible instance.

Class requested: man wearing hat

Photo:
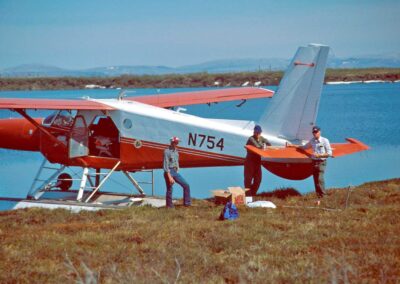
[163,136,191,208]
[302,126,332,198]
[244,125,271,196]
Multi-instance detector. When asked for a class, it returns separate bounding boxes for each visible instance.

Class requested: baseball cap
[170,136,180,143]
[254,125,262,133]
[312,126,321,133]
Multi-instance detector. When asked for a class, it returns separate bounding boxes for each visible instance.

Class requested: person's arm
[261,136,271,146]
[248,137,264,149]
[301,141,311,150]
[163,150,169,173]
[176,151,180,171]
[325,139,332,157]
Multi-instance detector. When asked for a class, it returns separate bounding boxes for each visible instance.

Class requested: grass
[0,178,399,283]
[0,68,399,90]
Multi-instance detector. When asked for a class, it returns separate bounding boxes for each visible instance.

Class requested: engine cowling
[0,118,40,151]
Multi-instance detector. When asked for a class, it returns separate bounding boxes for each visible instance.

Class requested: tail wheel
[57,173,73,191]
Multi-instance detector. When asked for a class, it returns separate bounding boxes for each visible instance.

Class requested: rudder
[258,44,330,142]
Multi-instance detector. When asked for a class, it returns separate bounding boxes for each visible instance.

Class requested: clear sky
[0,0,399,69]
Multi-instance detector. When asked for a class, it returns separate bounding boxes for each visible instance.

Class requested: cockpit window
[43,111,58,126]
[53,110,74,127]
[43,110,76,128]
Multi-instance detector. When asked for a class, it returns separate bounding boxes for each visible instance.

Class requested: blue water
[0,83,399,204]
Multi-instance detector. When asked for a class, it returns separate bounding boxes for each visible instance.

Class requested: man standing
[163,136,191,208]
[244,125,271,196]
[303,126,332,198]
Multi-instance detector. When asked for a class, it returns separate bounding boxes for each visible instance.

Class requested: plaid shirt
[163,146,179,173]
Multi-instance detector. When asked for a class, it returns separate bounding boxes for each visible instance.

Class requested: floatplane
[0,44,369,211]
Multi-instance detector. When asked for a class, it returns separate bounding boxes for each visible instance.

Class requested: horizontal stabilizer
[246,138,369,160]
[329,138,370,157]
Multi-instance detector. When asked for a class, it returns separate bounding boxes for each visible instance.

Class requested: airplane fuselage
[0,98,313,180]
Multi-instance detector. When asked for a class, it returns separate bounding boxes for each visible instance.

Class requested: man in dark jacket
[244,125,271,196]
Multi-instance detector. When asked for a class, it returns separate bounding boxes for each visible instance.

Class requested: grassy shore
[0,68,399,91]
[0,178,399,283]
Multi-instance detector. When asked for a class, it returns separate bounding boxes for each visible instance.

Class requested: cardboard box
[211,190,231,205]
[212,187,250,205]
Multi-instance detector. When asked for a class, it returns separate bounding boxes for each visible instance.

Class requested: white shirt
[303,136,332,160]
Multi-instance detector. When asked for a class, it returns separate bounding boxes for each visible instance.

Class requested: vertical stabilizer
[258,44,330,141]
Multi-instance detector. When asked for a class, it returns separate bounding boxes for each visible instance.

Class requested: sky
[0,0,399,69]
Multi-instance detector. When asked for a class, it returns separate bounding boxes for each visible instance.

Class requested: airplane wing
[0,98,115,110]
[246,138,369,160]
[0,87,273,110]
[128,87,274,108]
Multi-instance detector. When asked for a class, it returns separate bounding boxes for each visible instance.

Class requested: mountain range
[1,54,400,77]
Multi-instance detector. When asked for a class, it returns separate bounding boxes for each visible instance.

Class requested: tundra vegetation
[0,179,399,283]
[0,68,399,91]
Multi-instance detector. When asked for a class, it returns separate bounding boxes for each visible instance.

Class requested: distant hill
[329,54,400,68]
[85,65,176,76]
[1,64,70,77]
[1,54,400,77]
[177,58,289,73]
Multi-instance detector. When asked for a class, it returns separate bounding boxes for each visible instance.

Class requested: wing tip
[345,138,370,150]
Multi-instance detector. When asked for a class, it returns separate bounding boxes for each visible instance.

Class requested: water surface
[0,83,399,202]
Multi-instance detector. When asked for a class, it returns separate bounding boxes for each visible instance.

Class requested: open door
[88,116,120,158]
[69,115,89,158]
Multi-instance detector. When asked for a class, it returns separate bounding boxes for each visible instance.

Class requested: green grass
[0,178,399,283]
[1,68,399,90]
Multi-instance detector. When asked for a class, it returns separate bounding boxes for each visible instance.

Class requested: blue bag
[219,201,239,220]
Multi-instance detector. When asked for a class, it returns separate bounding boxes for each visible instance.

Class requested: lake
[0,83,399,203]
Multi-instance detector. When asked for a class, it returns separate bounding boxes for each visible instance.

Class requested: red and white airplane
[0,44,369,203]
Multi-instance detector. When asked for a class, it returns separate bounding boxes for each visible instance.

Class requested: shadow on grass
[257,187,302,199]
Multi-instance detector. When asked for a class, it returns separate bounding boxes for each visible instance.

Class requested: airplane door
[69,116,89,158]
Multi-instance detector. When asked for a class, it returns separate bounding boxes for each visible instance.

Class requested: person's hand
[169,177,175,185]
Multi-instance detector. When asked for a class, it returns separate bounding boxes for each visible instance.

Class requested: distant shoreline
[0,68,399,91]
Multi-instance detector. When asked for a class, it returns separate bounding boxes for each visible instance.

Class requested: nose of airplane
[0,118,40,151]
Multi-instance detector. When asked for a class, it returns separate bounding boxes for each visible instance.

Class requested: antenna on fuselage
[118,90,126,100]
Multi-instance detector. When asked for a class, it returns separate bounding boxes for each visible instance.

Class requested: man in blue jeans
[163,136,191,208]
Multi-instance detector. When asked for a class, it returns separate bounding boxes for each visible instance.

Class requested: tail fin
[258,44,330,142]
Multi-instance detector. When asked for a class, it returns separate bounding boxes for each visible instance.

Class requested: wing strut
[15,109,66,149]
[236,99,247,107]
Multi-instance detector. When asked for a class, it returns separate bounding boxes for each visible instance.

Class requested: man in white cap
[163,136,191,208]
[302,126,332,198]
[244,125,271,196]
